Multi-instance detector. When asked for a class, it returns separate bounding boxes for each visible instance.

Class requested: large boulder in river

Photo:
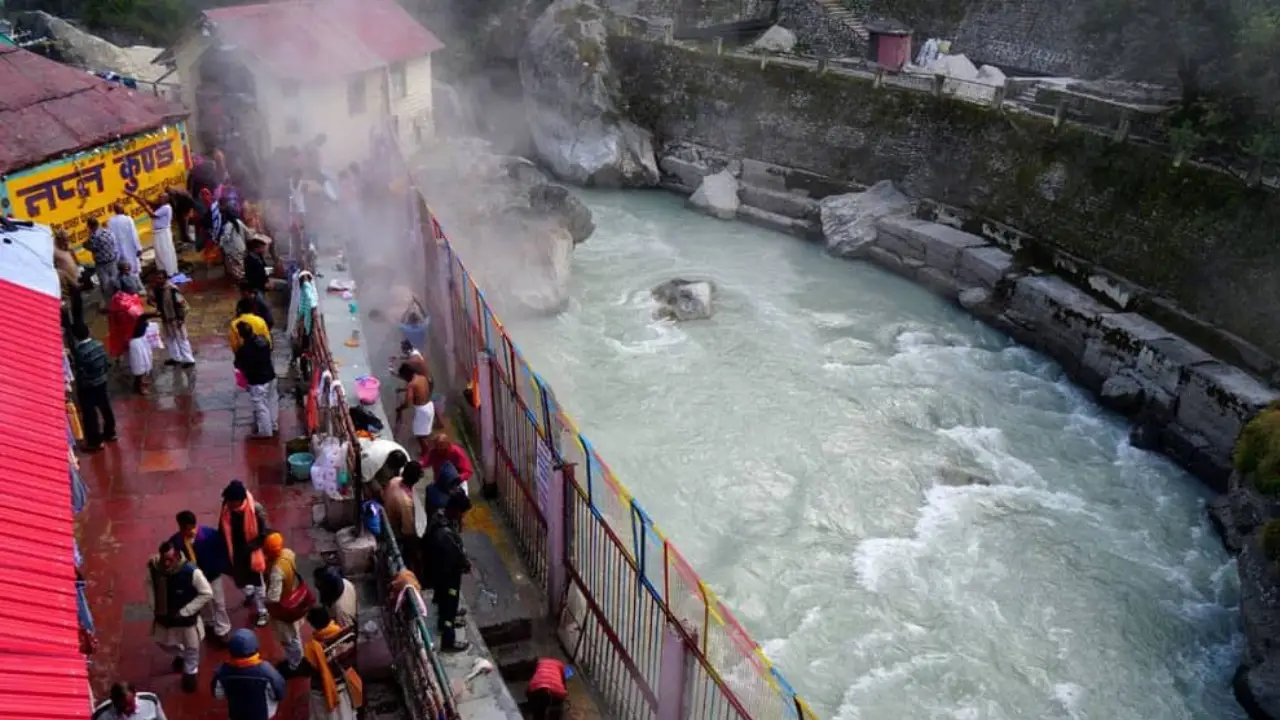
[820,180,914,258]
[652,279,715,321]
[520,0,660,187]
[689,170,740,220]
[529,183,595,243]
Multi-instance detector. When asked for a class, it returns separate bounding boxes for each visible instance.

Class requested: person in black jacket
[422,509,471,653]
[244,237,270,294]
[238,283,274,329]
[233,321,277,437]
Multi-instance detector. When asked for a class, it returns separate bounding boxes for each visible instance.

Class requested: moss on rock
[1236,403,1280,495]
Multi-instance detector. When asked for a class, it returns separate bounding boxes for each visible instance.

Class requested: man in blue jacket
[212,629,286,719]
[172,510,232,643]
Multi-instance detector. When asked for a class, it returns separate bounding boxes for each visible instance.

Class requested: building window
[281,80,300,98]
[390,61,407,99]
[285,117,301,134]
[347,76,366,116]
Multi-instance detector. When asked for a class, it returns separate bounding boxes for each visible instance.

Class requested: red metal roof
[204,0,445,81]
[0,46,188,175]
[0,222,89,715]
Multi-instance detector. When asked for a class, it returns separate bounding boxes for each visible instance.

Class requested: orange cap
[263,532,284,557]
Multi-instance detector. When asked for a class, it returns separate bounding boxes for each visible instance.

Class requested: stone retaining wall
[662,140,1280,491]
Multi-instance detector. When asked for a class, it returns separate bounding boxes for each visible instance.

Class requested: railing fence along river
[398,180,819,718]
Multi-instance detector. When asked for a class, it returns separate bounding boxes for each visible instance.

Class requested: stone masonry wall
[776,0,866,57]
[609,36,1280,368]
[949,0,1093,76]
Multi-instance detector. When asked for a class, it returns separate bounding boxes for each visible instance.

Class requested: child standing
[128,311,156,395]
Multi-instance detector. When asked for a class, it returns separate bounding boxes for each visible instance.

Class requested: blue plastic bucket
[287,452,315,481]
[398,317,429,352]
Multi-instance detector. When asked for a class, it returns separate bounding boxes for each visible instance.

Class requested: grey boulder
[751,25,797,53]
[520,0,660,187]
[652,279,715,321]
[689,170,740,220]
[820,180,913,258]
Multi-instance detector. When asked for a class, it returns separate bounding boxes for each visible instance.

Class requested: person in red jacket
[423,432,473,489]
[526,657,569,719]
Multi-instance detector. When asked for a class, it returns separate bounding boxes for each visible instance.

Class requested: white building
[160,0,444,170]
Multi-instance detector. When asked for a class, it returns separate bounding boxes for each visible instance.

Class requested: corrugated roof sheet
[204,0,445,81]
[0,45,187,175]
[0,221,89,716]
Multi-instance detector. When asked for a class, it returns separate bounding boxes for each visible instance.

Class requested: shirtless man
[397,362,436,457]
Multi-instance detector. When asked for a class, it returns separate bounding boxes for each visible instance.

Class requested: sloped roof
[0,221,88,717]
[0,45,187,175]
[203,0,445,81]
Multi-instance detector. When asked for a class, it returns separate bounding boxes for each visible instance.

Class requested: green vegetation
[5,0,253,46]
[1082,0,1280,182]
[1235,403,1280,495]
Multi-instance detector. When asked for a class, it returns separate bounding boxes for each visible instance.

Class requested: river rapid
[503,189,1244,720]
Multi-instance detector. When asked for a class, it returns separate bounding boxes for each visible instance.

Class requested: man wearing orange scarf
[303,607,362,719]
[212,629,286,720]
[218,480,271,627]
[263,532,305,676]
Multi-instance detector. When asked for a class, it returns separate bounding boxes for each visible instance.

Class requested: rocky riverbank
[656,140,1280,719]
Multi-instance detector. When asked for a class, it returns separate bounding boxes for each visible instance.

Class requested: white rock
[689,170,740,220]
[652,279,715,321]
[820,180,913,257]
[751,25,797,53]
[519,0,660,187]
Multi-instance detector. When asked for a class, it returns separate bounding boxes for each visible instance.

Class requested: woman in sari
[219,207,248,282]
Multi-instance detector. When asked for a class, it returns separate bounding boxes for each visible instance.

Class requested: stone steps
[815,0,869,39]
[459,530,539,648]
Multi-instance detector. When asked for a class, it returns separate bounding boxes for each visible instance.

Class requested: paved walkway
[78,267,317,719]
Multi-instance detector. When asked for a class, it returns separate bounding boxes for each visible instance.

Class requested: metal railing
[410,185,821,718]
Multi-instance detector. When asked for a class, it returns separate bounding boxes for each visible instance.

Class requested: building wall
[610,37,1280,359]
[173,35,206,150]
[389,54,435,153]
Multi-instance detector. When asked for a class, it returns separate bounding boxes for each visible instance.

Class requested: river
[502,189,1244,719]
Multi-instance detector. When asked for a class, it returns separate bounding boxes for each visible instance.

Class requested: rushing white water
[503,190,1244,719]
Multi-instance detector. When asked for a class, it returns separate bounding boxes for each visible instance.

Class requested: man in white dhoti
[107,203,142,276]
[126,190,178,276]
[149,271,196,367]
[147,540,213,692]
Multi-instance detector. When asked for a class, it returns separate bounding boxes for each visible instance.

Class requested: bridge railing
[407,185,820,718]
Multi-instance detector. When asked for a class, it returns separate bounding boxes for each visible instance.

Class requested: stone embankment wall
[609,36,1280,370]
[661,139,1280,489]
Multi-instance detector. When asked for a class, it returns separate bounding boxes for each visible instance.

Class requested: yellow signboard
[2,124,189,265]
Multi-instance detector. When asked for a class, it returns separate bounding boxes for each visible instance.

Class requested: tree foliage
[1082,0,1280,172]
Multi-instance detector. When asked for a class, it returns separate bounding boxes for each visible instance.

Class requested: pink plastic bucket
[235,369,248,390]
[355,376,381,405]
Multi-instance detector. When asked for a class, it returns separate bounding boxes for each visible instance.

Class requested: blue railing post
[477,352,496,488]
[547,461,573,620]
[657,621,691,719]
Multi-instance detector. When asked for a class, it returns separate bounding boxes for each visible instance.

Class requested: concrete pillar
[933,74,945,98]
[477,351,497,484]
[656,622,691,719]
[1113,110,1132,142]
[713,37,723,55]
[1053,99,1067,128]
[547,462,573,620]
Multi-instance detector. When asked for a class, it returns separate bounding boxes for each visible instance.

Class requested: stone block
[740,158,786,191]
[739,183,819,220]
[738,205,818,240]
[863,245,905,275]
[336,526,376,578]
[916,224,988,274]
[1078,313,1173,391]
[958,287,992,311]
[658,156,707,188]
[956,245,1015,289]
[874,218,926,261]
[1174,362,1280,463]
[914,266,961,300]
[1133,336,1215,399]
[1005,275,1109,371]
[1159,423,1234,492]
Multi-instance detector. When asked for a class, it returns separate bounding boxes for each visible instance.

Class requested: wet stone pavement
[79,268,319,719]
